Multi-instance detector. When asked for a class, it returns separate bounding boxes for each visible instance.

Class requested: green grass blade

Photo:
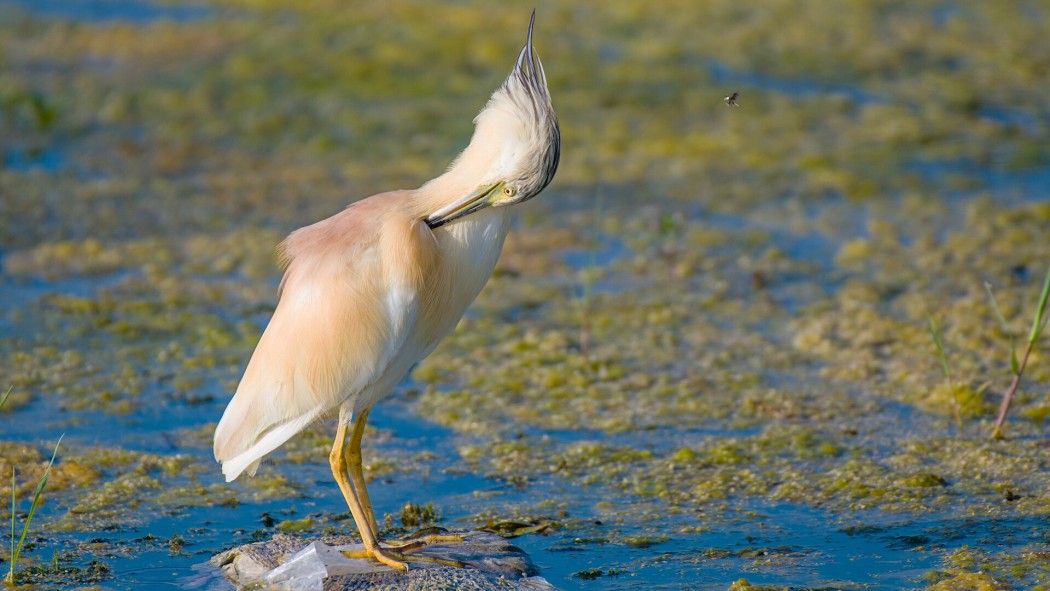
[0,385,12,410]
[9,466,14,584]
[1027,264,1050,344]
[927,316,952,382]
[10,434,63,571]
[985,282,1021,374]
[984,282,1011,333]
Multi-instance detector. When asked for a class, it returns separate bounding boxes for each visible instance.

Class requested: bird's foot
[386,528,467,568]
[386,526,466,551]
[386,551,465,569]
[341,530,467,570]
[341,546,410,570]
[339,548,465,570]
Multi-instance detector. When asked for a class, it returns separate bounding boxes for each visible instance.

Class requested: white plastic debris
[262,540,392,590]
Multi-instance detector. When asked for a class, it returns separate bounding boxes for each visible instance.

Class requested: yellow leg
[346,407,379,535]
[329,415,406,571]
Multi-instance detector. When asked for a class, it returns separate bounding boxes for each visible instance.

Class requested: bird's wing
[213,196,435,481]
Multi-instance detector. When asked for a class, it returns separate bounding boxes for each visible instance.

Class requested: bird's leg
[329,417,407,571]
[346,407,380,535]
[334,411,466,569]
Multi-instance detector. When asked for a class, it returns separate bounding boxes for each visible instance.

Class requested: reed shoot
[3,388,63,587]
[926,316,962,428]
[985,264,1050,439]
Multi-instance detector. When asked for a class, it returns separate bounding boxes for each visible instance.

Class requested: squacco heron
[212,13,559,570]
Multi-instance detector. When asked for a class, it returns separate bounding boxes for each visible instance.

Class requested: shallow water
[2,1,1049,590]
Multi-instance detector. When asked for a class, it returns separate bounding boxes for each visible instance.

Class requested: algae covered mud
[2,1,1049,589]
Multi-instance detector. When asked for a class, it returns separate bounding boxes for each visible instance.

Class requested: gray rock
[211,531,559,591]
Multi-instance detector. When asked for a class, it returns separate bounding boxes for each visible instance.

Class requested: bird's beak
[425,182,506,229]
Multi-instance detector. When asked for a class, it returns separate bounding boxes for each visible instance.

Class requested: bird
[212,12,559,571]
[724,91,740,107]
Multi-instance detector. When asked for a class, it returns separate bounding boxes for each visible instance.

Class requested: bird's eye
[504,186,515,196]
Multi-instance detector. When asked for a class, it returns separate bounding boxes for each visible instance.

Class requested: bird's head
[426,11,560,229]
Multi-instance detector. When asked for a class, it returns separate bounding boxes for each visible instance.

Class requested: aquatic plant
[0,91,56,131]
[399,502,439,529]
[3,386,63,587]
[985,265,1050,439]
[926,315,963,427]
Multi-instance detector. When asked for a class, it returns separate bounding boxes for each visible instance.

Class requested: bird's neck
[418,140,511,263]
[416,119,506,219]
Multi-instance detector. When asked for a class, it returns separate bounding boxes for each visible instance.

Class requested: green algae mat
[2,1,1049,589]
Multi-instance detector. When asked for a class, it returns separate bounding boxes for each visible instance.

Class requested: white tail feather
[218,410,323,482]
